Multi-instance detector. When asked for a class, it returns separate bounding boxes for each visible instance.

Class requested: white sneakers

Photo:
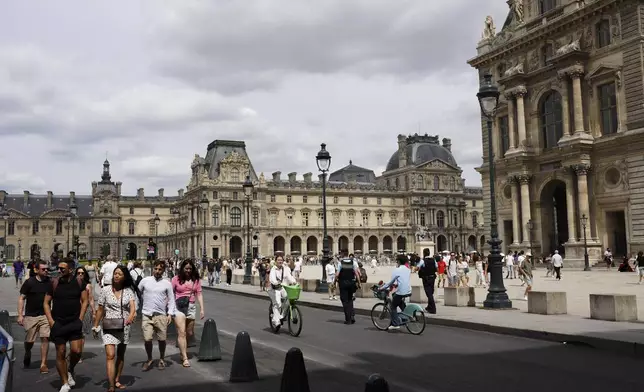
[59,384,71,392]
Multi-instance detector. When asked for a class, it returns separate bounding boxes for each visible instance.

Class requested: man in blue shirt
[379,255,412,330]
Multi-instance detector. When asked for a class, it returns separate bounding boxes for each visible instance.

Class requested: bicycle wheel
[288,304,303,337]
[370,303,391,331]
[268,303,280,333]
[405,310,426,335]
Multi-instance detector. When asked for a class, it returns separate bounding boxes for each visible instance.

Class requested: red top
[437,260,447,274]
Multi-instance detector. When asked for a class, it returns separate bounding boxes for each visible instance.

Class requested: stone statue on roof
[481,16,496,41]
[511,0,524,25]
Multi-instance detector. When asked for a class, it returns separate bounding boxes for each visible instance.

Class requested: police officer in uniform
[335,257,359,324]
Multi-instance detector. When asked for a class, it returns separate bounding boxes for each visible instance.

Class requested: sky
[0,0,509,196]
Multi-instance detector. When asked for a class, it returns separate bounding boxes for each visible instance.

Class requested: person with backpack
[357,262,368,284]
[416,255,437,314]
[129,260,144,316]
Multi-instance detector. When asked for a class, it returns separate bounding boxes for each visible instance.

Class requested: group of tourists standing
[16,255,205,392]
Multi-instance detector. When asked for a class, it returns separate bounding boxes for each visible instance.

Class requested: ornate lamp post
[171,207,180,255]
[243,174,254,284]
[477,73,512,309]
[18,238,22,259]
[200,195,209,260]
[0,206,8,261]
[190,219,196,258]
[526,219,534,266]
[581,214,590,271]
[154,213,160,259]
[70,202,77,258]
[66,212,72,254]
[315,143,331,293]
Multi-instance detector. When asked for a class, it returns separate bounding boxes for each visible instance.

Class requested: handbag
[102,288,125,330]
[176,281,195,313]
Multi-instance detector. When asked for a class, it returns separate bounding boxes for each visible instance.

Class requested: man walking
[98,255,118,288]
[551,250,563,280]
[416,255,437,314]
[206,258,216,287]
[43,258,88,392]
[18,260,51,374]
[139,260,176,371]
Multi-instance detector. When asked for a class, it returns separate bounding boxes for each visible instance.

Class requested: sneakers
[387,325,400,330]
[23,351,31,368]
[59,384,71,392]
[67,372,76,387]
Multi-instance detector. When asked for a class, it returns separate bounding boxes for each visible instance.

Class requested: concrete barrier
[590,294,638,322]
[300,279,320,292]
[443,287,475,307]
[232,274,244,284]
[355,284,374,299]
[251,275,260,286]
[411,286,428,304]
[527,291,567,315]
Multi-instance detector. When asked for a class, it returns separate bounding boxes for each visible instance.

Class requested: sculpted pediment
[40,208,71,218]
[418,159,458,171]
[221,151,248,165]
[586,63,622,84]
[5,208,30,219]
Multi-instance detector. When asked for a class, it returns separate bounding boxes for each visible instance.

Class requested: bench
[527,291,567,315]
[443,287,475,307]
[589,294,638,322]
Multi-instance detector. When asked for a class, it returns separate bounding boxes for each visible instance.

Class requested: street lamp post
[171,207,180,256]
[66,213,72,254]
[200,195,209,260]
[315,143,331,293]
[527,219,534,266]
[0,206,8,261]
[581,214,591,271]
[154,214,160,259]
[70,202,77,259]
[477,73,512,309]
[190,219,196,258]
[18,238,22,259]
[242,175,254,284]
[254,232,260,258]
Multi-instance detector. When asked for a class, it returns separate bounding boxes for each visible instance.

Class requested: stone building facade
[468,0,644,265]
[0,137,484,261]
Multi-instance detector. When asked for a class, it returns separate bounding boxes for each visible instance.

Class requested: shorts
[175,303,197,320]
[639,267,644,277]
[50,319,83,345]
[23,315,50,342]
[524,277,533,286]
[141,314,169,341]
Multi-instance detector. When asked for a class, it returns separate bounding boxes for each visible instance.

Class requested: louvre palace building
[469,0,644,266]
[0,136,484,261]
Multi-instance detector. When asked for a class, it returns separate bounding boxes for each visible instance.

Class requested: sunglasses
[38,267,48,271]
[58,267,67,271]
[77,272,85,275]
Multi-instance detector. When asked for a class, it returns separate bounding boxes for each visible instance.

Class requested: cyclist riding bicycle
[268,255,298,328]
[378,255,412,330]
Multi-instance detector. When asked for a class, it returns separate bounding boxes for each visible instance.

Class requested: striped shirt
[138,276,176,317]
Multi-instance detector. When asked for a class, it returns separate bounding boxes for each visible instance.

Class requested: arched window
[436,211,445,228]
[472,213,478,227]
[417,175,424,190]
[230,207,242,227]
[395,178,400,189]
[540,91,564,149]
[433,176,440,191]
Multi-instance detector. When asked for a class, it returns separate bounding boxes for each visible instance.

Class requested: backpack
[359,267,368,283]
[132,270,143,288]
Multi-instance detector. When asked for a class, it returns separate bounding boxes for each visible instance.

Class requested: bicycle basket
[283,285,301,301]
[372,288,387,301]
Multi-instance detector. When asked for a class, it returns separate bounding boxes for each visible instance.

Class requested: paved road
[11,287,644,392]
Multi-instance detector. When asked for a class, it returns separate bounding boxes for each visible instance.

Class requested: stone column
[515,87,528,148]
[575,164,592,240]
[559,73,573,136]
[509,177,520,245]
[506,94,516,150]
[565,178,577,243]
[571,69,586,134]
[519,175,533,245]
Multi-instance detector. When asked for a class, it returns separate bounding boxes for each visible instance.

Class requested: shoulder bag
[271,268,284,290]
[176,281,195,314]
[102,288,125,330]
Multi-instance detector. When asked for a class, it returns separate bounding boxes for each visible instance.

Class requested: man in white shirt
[99,255,118,287]
[293,258,302,280]
[268,256,297,328]
[551,250,563,280]
[505,253,515,279]
[138,260,175,371]
[325,261,337,300]
[516,252,526,285]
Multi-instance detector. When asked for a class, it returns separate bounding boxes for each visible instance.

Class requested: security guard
[335,257,359,324]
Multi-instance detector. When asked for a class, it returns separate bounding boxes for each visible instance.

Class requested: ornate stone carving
[571,164,591,176]
[221,151,247,165]
[510,0,524,25]
[611,15,621,40]
[504,58,524,77]
[618,159,629,190]
[507,175,519,185]
[555,39,580,56]
[581,25,593,50]
[481,15,496,41]
[527,50,539,72]
[615,70,622,89]
[517,174,532,185]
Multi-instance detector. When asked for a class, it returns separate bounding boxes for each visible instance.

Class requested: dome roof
[385,135,458,171]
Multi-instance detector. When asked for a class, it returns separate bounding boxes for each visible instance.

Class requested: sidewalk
[203,277,644,358]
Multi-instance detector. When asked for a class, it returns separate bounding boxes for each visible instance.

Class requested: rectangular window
[302,212,309,227]
[269,212,277,227]
[212,211,219,226]
[596,20,611,48]
[420,213,426,226]
[377,197,382,205]
[362,213,369,226]
[318,196,323,204]
[102,220,110,235]
[128,222,135,235]
[213,191,218,199]
[8,221,15,235]
[376,213,383,226]
[317,211,323,224]
[333,196,338,204]
[498,115,510,155]
[599,82,618,135]
[303,195,308,204]
[129,207,134,214]
[56,220,63,235]
[539,0,557,14]
[233,192,238,200]
[348,197,353,204]
[472,214,478,227]
[287,195,292,203]
[472,200,476,207]
[287,215,293,227]
[270,194,276,202]
[252,192,258,201]
[32,220,39,235]
[149,221,156,236]
[150,207,155,215]
[79,220,86,233]
[362,197,368,204]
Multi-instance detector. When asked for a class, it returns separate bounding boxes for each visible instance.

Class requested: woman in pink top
[171,260,204,368]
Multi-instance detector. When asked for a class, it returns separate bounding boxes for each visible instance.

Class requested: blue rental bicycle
[370,285,426,335]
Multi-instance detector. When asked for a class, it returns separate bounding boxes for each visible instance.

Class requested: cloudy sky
[0,0,509,196]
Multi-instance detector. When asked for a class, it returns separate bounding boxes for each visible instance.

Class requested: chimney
[0,190,6,205]
[23,191,30,207]
[137,188,144,200]
[303,172,312,183]
[288,172,297,182]
[397,134,407,168]
[92,182,97,194]
[442,138,452,152]
[158,188,164,198]
[116,182,122,196]
[272,171,281,182]
[69,191,76,204]
[47,191,53,208]
[178,189,184,198]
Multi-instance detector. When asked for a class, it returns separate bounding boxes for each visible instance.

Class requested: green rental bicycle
[370,285,426,335]
[268,284,303,337]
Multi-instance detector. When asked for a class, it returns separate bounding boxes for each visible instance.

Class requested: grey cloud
[150,0,508,94]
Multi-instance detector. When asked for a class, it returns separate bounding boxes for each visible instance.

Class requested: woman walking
[92,266,137,392]
[172,260,205,368]
[225,260,233,286]
[75,266,95,363]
